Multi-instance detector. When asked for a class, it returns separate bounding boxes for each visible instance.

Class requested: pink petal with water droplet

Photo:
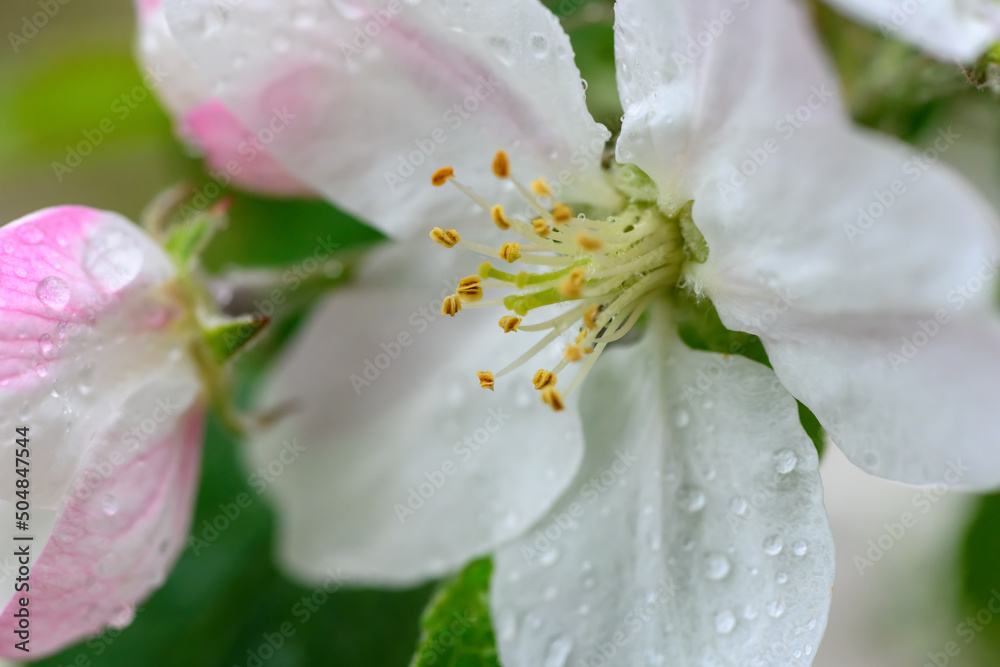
[0,206,174,390]
[0,405,204,658]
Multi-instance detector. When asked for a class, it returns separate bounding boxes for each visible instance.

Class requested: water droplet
[776,572,788,585]
[272,34,291,52]
[581,560,592,572]
[792,540,808,557]
[582,577,595,589]
[102,495,118,516]
[329,0,368,19]
[862,450,880,467]
[108,604,135,629]
[19,225,43,244]
[36,276,70,310]
[678,486,705,512]
[650,534,662,551]
[673,408,690,428]
[742,605,758,620]
[496,611,517,641]
[488,36,514,65]
[14,267,26,278]
[774,449,798,474]
[763,535,783,555]
[714,610,736,634]
[538,548,559,567]
[84,226,143,292]
[577,603,590,615]
[529,33,549,57]
[705,553,731,580]
[543,585,558,601]
[38,334,55,357]
[766,599,785,618]
[730,497,748,515]
[77,363,95,396]
[543,636,573,667]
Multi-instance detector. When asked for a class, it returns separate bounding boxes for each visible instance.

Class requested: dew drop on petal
[705,553,731,580]
[543,637,573,667]
[678,486,705,512]
[108,604,135,629]
[763,534,783,556]
[673,408,690,428]
[766,599,786,618]
[529,33,549,57]
[714,610,736,634]
[538,548,559,567]
[774,449,798,474]
[36,276,70,310]
[101,494,118,516]
[496,611,517,641]
[730,497,748,516]
[792,540,808,557]
[542,585,558,601]
[19,225,44,244]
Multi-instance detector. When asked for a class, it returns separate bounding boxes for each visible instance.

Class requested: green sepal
[410,558,501,667]
[164,213,222,273]
[677,201,709,264]
[202,315,270,366]
[613,163,659,203]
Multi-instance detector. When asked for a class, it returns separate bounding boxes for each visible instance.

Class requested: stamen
[532,369,556,390]
[430,227,460,248]
[499,242,521,263]
[532,218,551,237]
[531,178,553,198]
[541,387,564,411]
[499,316,521,333]
[491,204,511,230]
[492,151,510,178]
[442,295,462,316]
[552,204,573,223]
[457,275,484,303]
[575,233,603,251]
[564,345,584,362]
[431,167,455,186]
[477,370,495,391]
[559,268,587,299]
[584,305,600,330]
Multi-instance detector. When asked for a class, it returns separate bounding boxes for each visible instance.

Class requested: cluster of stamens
[429,151,684,411]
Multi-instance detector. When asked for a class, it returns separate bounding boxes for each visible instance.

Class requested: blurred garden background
[4,0,1000,665]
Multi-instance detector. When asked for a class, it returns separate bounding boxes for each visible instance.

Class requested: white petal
[164,0,616,237]
[760,308,1000,488]
[492,316,834,667]
[134,1,311,196]
[823,0,1000,62]
[613,0,842,207]
[250,243,585,585]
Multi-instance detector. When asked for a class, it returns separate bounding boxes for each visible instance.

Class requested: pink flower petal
[0,405,204,658]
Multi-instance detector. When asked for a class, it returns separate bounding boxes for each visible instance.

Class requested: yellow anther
[430,227,460,248]
[432,167,455,186]
[499,242,521,263]
[564,345,584,362]
[583,305,600,330]
[491,204,511,230]
[457,275,483,303]
[559,268,587,298]
[532,369,557,390]
[492,151,510,178]
[477,370,495,391]
[575,233,604,251]
[442,294,462,316]
[541,387,565,411]
[575,330,588,345]
[531,178,553,198]
[499,315,521,333]
[552,204,573,223]
[532,218,551,237]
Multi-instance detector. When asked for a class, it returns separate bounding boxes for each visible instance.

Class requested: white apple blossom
[821,0,1000,62]
[160,0,1000,664]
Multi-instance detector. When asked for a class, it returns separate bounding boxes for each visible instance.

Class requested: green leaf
[411,558,501,667]
[961,492,1000,646]
[202,315,270,365]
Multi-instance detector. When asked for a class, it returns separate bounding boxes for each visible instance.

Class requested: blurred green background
[4,0,1000,665]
